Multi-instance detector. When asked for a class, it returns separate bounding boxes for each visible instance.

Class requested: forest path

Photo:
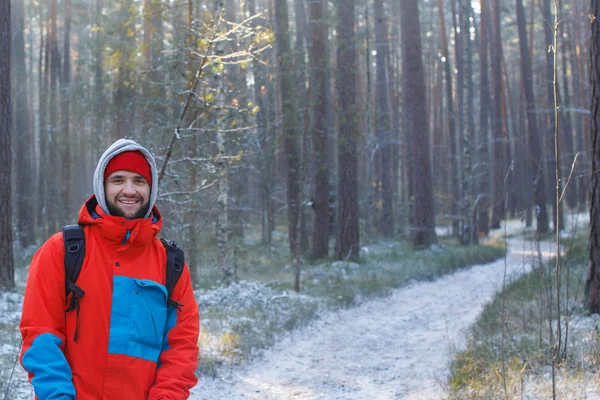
[190,220,573,400]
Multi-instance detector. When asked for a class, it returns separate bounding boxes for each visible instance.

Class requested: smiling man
[20,139,199,399]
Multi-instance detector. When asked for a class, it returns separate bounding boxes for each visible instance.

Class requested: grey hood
[93,139,159,219]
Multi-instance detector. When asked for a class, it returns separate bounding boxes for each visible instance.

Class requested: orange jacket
[20,196,199,399]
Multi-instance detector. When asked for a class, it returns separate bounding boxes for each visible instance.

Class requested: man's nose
[122,181,136,195]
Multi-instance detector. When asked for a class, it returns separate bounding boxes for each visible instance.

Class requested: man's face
[104,170,151,219]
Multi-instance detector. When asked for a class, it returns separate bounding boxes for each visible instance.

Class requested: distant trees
[6,0,596,288]
[1,0,15,289]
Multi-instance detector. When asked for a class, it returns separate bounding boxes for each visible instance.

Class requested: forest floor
[188,215,598,400]
[2,214,597,399]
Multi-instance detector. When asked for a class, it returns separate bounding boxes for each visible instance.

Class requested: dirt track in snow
[190,224,565,400]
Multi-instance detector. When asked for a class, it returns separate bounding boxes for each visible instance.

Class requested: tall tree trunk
[61,0,72,222]
[374,0,394,237]
[543,0,564,232]
[0,0,14,289]
[294,0,311,253]
[437,0,460,236]
[214,1,233,283]
[517,0,550,233]
[559,0,577,210]
[490,0,506,229]
[478,0,491,235]
[47,0,61,234]
[274,0,302,268]
[451,0,464,235]
[586,0,600,312]
[37,14,48,238]
[309,0,330,259]
[335,0,360,260]
[93,0,104,159]
[12,0,35,246]
[460,0,477,244]
[248,0,275,245]
[400,0,437,247]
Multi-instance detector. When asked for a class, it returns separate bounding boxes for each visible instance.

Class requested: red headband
[104,151,152,185]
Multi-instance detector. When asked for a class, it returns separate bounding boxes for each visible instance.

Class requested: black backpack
[62,224,185,341]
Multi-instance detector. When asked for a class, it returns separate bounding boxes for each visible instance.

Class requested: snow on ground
[188,214,589,400]
[2,214,592,399]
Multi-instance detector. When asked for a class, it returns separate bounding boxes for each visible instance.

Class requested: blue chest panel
[108,276,168,362]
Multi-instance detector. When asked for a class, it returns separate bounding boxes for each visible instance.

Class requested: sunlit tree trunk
[0,0,15,289]
[335,0,360,260]
[400,0,437,247]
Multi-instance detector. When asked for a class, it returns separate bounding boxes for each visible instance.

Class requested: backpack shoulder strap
[62,224,86,341]
[160,238,185,310]
[62,224,86,297]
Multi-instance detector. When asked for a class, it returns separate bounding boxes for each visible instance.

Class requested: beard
[107,197,150,219]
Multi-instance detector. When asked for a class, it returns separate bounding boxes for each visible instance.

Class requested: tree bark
[516,0,550,233]
[0,0,15,289]
[308,0,330,259]
[586,0,600,312]
[374,0,394,237]
[335,0,360,260]
[12,0,35,246]
[437,0,460,237]
[61,0,72,222]
[400,0,437,247]
[478,0,492,235]
[490,0,506,229]
[274,0,302,263]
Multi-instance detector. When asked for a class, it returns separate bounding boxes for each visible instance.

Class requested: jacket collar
[77,195,162,251]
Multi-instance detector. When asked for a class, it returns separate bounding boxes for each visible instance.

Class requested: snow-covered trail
[190,220,574,400]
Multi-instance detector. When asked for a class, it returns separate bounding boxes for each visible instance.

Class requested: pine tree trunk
[335,0,360,260]
[516,0,549,234]
[274,0,302,263]
[12,0,35,246]
[374,0,394,237]
[490,0,506,229]
[214,0,232,283]
[400,0,437,248]
[0,0,15,289]
[543,0,564,232]
[61,0,72,222]
[586,0,600,312]
[437,0,460,236]
[47,0,61,234]
[308,0,330,259]
[477,0,491,235]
